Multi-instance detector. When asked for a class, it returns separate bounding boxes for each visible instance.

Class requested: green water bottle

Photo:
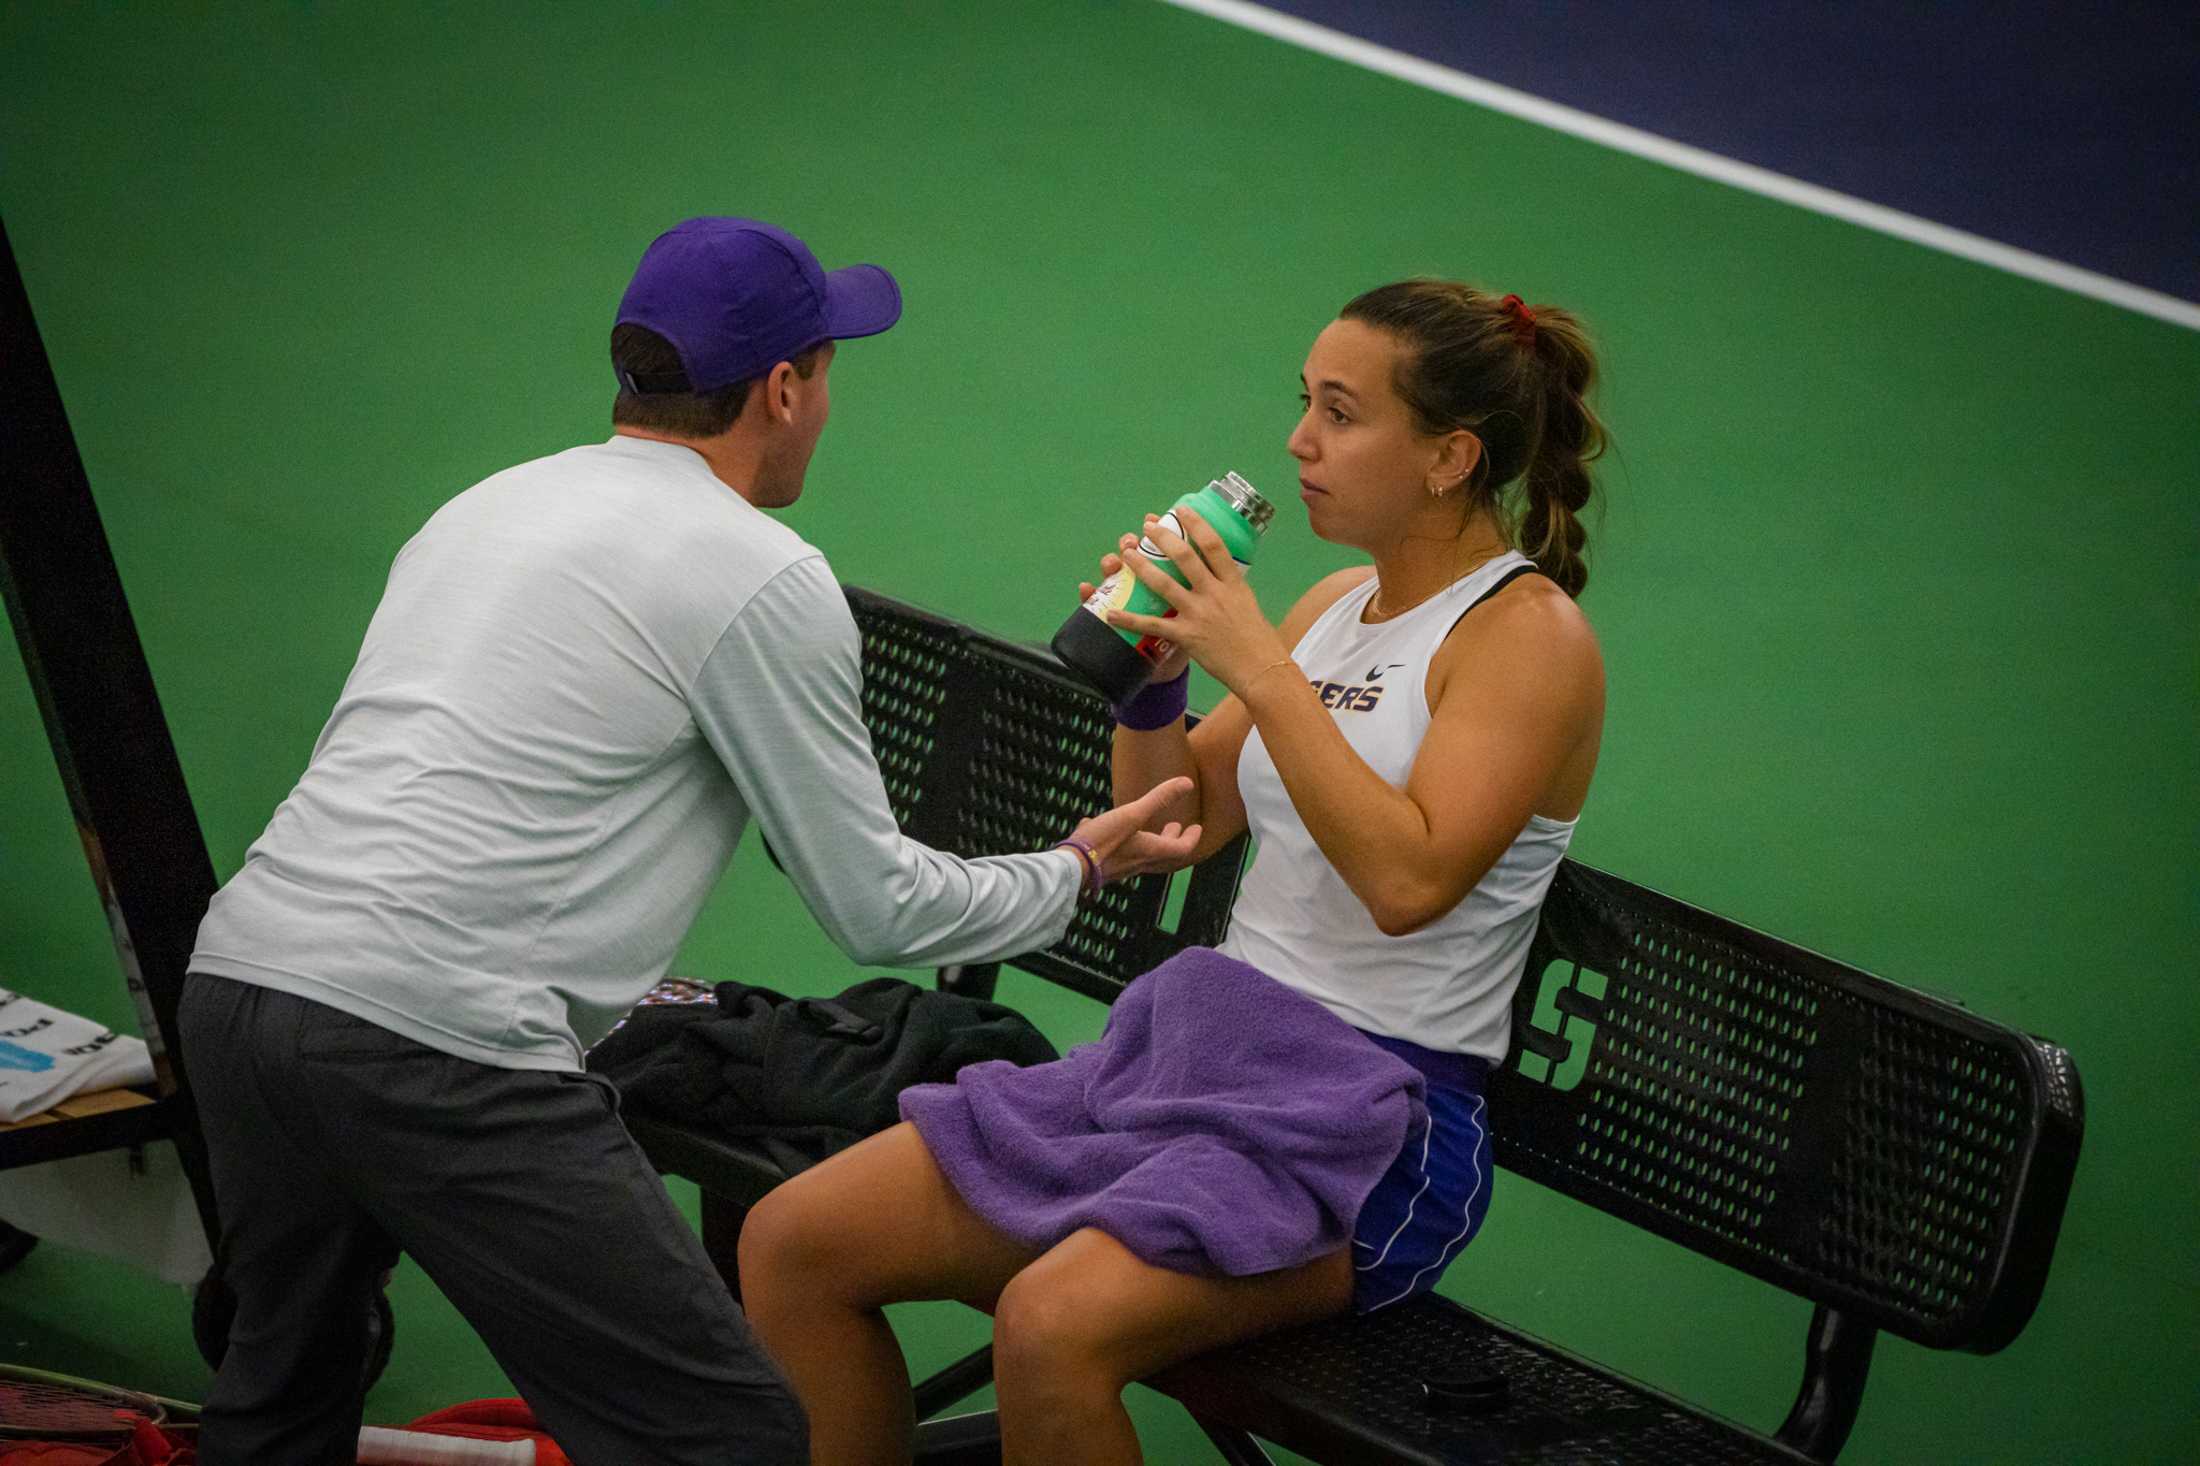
[1051,471,1275,703]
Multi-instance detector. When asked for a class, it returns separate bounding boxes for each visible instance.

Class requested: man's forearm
[806,838,1081,968]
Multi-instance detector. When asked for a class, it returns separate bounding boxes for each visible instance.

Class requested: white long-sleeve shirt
[191,436,1079,1070]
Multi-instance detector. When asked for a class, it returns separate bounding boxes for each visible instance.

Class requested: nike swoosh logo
[1366,663,1402,680]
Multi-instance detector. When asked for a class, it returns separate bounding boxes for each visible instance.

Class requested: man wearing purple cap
[176,218,1199,1465]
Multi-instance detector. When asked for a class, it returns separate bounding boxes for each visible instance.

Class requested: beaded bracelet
[1051,836,1104,898]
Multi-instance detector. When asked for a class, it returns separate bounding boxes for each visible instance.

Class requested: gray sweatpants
[178,974,806,1466]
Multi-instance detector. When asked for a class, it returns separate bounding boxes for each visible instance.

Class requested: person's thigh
[179,977,391,1466]
[296,1010,804,1466]
[740,1121,1040,1313]
[995,1225,1353,1385]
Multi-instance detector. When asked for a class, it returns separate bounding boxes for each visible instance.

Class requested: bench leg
[1776,1303,1877,1462]
[913,1408,1003,1465]
[0,1220,36,1273]
[936,963,1000,1002]
[914,1344,996,1421]
[698,1190,749,1304]
[1192,1416,1277,1464]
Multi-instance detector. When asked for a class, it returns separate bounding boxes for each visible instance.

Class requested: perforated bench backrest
[1504,862,2081,1351]
[845,587,2084,1355]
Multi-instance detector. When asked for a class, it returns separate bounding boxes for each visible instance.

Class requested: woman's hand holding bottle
[1108,510,1295,699]
[1078,521,1192,684]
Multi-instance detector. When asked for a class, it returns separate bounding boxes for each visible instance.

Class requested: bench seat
[1158,1297,1817,1466]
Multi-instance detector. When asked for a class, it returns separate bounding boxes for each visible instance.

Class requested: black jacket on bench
[588,977,1059,1172]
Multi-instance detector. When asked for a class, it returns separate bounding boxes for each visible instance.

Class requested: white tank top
[1218,552,1576,1060]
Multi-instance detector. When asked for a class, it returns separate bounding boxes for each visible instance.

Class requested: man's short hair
[610,324,822,438]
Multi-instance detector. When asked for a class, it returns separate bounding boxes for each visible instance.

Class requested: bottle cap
[1213,471,1275,535]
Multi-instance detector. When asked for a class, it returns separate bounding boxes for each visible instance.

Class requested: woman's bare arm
[1108,567,1373,866]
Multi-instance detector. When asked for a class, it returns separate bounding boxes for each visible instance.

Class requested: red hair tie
[1498,293,1537,346]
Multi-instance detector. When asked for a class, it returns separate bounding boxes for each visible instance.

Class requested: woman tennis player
[739,279,1609,1466]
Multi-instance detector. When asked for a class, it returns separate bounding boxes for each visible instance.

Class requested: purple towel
[899,947,1427,1277]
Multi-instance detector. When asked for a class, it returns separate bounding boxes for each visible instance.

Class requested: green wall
[3,4,2194,1461]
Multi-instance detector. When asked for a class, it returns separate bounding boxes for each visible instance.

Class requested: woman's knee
[737,1179,851,1310]
[991,1254,1124,1393]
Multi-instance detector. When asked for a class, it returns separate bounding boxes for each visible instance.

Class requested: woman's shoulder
[1435,569,1603,694]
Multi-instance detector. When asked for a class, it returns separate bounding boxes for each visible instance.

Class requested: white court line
[1161,0,2200,333]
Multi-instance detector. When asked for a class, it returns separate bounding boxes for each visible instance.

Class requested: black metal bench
[623,586,2086,1465]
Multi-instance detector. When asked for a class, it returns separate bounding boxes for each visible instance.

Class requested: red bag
[1,1398,565,1466]
[354,1400,569,1465]
[0,1447,116,1466]
[0,1420,192,1466]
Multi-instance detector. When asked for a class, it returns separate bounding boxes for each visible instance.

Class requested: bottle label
[1139,509,1254,570]
[1081,567,1138,618]
[1136,510,1182,560]
[1081,566,1178,658]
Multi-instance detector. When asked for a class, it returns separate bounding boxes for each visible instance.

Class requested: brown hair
[1339,279,1607,597]
[609,324,824,438]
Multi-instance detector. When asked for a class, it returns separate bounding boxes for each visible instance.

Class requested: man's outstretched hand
[1069,775,1202,885]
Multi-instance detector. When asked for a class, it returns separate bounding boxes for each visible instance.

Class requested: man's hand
[1068,775,1202,884]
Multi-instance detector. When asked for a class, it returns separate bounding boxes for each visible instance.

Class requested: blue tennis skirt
[1349,1032,1494,1313]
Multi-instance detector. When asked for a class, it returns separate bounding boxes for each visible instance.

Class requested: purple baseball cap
[614,217,902,394]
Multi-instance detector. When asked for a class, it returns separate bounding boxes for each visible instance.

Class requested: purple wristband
[1112,670,1189,730]
[1052,837,1102,897]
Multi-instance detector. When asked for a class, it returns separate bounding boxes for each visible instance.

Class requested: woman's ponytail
[1517,310,1604,598]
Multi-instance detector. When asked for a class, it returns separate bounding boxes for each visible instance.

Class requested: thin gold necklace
[1369,546,1508,620]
